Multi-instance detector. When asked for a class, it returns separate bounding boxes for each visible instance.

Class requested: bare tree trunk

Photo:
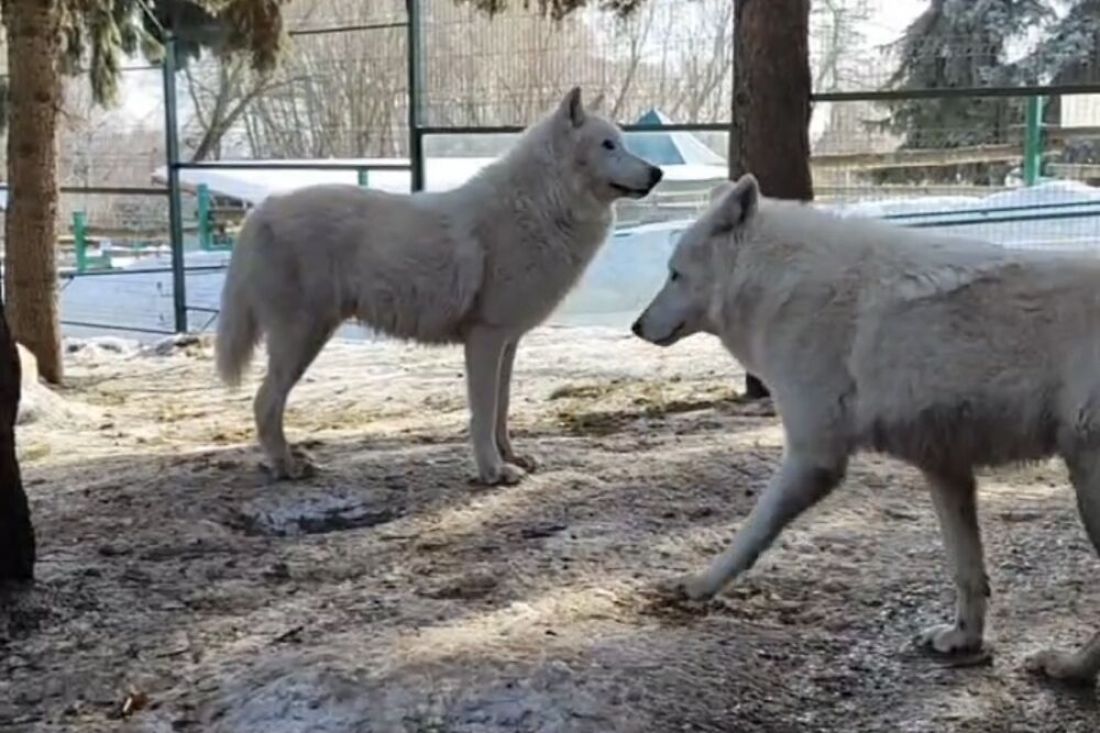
[730,0,812,400]
[0,299,33,582]
[3,0,63,384]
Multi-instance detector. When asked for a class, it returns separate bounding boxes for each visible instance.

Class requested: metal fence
[12,0,1100,339]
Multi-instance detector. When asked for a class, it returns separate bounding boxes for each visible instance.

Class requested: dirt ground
[1,326,1099,732]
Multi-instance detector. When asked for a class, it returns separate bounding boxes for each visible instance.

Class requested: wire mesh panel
[420,0,734,128]
[0,64,179,337]
[808,1,1100,251]
[22,0,1100,339]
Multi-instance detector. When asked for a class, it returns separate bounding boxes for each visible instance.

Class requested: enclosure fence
[9,0,1100,338]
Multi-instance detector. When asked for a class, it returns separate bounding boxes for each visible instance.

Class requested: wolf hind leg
[1026,443,1100,685]
[495,339,538,472]
[254,315,336,480]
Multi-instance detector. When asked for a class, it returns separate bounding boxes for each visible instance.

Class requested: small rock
[999,509,1043,523]
[882,505,920,521]
[144,334,202,357]
[98,543,132,557]
[263,562,292,583]
[519,521,568,540]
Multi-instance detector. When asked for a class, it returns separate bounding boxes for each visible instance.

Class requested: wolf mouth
[654,322,685,346]
[611,183,652,198]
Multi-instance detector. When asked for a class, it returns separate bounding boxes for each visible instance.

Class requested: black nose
[649,167,664,186]
[631,319,643,336]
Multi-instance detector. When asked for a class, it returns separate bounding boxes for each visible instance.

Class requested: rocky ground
[1,326,1098,732]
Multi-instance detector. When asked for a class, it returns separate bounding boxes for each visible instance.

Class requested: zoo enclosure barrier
[22,0,1100,338]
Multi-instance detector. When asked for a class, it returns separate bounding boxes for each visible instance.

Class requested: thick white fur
[634,174,1100,686]
[216,87,662,484]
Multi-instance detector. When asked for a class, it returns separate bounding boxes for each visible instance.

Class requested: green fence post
[162,33,188,333]
[1023,95,1046,187]
[72,210,88,274]
[197,183,212,251]
[357,168,369,188]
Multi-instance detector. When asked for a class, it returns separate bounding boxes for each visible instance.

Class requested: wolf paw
[267,449,319,481]
[504,452,540,472]
[917,624,982,655]
[1025,649,1097,686]
[915,624,990,666]
[478,462,527,486]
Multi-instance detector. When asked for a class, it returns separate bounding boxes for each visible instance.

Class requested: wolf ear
[559,86,585,128]
[712,174,760,233]
[708,180,736,205]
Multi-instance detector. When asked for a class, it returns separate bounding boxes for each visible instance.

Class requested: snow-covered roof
[152,156,728,206]
[150,110,731,205]
[624,109,727,167]
[151,157,497,204]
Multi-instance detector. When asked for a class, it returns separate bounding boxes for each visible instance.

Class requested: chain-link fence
[12,0,1100,338]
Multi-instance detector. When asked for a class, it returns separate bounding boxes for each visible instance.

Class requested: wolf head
[549,87,663,203]
[631,174,760,346]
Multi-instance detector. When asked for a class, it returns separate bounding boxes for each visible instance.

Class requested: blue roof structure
[623,109,726,167]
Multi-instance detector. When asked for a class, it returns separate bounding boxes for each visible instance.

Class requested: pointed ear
[708,180,736,205]
[559,86,585,128]
[712,174,760,233]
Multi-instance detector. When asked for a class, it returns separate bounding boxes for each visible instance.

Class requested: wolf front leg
[495,339,539,472]
[670,449,845,600]
[916,468,990,657]
[465,326,526,486]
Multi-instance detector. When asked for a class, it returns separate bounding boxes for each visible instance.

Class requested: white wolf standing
[215,88,662,484]
[633,173,1100,685]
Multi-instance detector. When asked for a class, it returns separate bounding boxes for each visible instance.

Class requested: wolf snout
[631,318,644,337]
[648,166,664,188]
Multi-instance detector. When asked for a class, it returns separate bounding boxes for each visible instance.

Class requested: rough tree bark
[0,299,34,582]
[2,0,64,384]
[729,0,813,400]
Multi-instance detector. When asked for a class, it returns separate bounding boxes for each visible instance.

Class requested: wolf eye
[670,269,681,282]
[601,139,616,151]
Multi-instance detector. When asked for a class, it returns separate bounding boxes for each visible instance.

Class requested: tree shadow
[4,412,1099,730]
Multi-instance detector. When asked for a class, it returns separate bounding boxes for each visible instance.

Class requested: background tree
[0,0,286,585]
[877,0,1051,184]
[1,0,286,385]
[727,0,812,400]
[181,0,733,161]
[1027,0,1100,166]
[1035,0,1100,85]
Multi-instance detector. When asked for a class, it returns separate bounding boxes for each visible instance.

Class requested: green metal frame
[150,4,1096,337]
[72,210,88,273]
[70,210,112,273]
[1023,95,1046,186]
[162,33,188,333]
[161,1,426,333]
[197,183,212,250]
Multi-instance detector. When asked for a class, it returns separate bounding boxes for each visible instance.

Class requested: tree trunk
[730,0,813,400]
[0,299,33,582]
[3,0,63,384]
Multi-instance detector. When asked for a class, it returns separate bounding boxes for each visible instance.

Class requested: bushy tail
[215,218,261,387]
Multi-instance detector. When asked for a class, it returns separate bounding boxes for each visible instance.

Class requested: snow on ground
[2,327,1099,731]
[58,181,1100,341]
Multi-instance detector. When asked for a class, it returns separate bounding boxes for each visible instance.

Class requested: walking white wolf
[215,88,662,484]
[633,173,1100,685]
